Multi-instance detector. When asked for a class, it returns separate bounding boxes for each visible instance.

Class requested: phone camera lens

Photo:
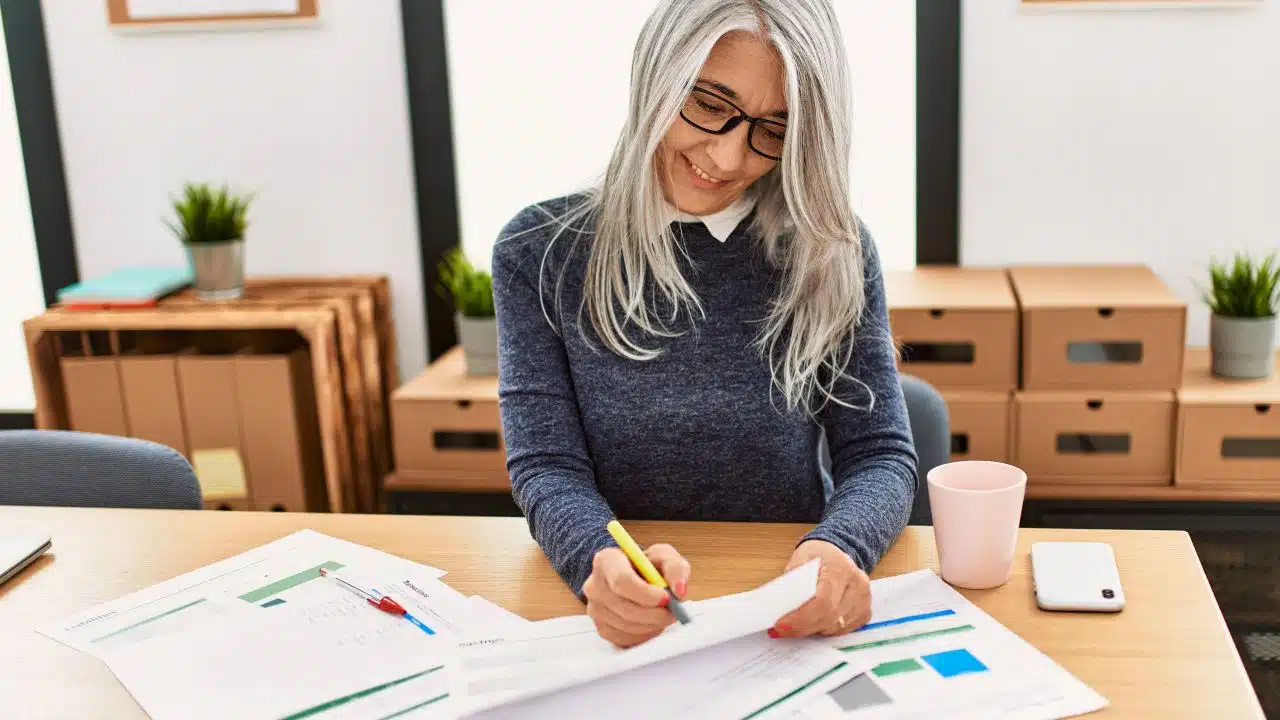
[1101,589,1115,599]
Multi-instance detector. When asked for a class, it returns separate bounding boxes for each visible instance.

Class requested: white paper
[466,596,531,631]
[39,529,446,657]
[88,563,477,719]
[758,570,1109,720]
[450,558,821,716]
[472,634,859,720]
[127,0,299,20]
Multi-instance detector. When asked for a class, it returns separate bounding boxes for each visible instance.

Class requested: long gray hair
[537,0,866,413]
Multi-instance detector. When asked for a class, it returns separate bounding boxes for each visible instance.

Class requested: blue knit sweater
[492,196,918,594]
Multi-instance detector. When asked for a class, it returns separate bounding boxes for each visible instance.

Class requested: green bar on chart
[839,624,975,653]
[873,658,924,677]
[90,598,207,644]
[237,561,344,604]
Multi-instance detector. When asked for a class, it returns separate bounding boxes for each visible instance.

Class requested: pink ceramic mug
[927,461,1027,590]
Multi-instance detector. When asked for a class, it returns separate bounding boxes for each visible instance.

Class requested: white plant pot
[187,240,245,301]
[456,314,498,376]
[1210,314,1277,380]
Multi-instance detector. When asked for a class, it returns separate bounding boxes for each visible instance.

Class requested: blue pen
[319,567,435,635]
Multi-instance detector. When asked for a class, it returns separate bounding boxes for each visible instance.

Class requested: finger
[588,610,653,649]
[590,596,672,638]
[597,549,668,607]
[773,573,840,638]
[593,587,674,632]
[819,585,863,637]
[645,544,691,599]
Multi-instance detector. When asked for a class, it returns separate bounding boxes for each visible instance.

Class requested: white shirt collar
[665,195,757,242]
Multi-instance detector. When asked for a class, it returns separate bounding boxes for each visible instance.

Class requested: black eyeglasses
[680,87,787,161]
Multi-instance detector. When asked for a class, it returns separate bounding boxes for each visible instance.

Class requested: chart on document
[762,571,1108,720]
[39,530,453,657]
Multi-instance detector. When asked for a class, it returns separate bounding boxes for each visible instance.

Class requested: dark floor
[1194,531,1280,719]
[388,491,1280,716]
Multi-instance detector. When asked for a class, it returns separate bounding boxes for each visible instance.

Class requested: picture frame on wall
[106,0,319,29]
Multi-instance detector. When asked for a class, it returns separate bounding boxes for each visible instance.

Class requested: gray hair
[534,0,866,413]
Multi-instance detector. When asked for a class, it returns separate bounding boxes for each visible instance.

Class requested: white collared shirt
[666,195,757,243]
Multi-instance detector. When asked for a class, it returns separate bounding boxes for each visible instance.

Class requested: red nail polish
[675,581,687,599]
[767,628,779,639]
[659,593,670,607]
[775,623,790,633]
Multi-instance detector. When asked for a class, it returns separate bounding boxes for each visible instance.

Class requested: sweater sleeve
[491,222,616,596]
[803,224,919,572]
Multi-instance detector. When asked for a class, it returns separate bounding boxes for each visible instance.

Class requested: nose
[703,122,750,174]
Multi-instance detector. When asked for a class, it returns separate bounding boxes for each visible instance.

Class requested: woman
[492,0,917,648]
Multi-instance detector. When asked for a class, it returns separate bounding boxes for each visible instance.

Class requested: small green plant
[1200,251,1280,318]
[438,247,494,318]
[166,182,253,245]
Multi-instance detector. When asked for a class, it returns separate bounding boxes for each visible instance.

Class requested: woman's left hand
[770,540,871,638]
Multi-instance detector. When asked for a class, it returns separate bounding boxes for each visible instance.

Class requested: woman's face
[659,31,787,216]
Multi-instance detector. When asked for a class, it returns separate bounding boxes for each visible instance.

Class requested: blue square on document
[922,649,988,678]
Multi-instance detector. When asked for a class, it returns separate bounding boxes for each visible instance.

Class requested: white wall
[0,12,48,412]
[962,1,1280,346]
[443,0,917,271]
[41,2,427,377]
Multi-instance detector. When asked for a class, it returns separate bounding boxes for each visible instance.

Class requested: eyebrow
[696,78,788,121]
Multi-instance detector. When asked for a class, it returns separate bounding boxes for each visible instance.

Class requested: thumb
[645,543,691,599]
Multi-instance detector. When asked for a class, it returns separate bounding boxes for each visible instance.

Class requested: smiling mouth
[683,155,729,189]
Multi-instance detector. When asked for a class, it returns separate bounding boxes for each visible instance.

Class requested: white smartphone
[1030,541,1125,613]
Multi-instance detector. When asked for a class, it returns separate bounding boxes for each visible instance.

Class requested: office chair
[0,430,202,510]
[817,375,949,526]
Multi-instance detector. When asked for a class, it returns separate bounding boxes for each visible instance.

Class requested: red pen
[318,567,433,634]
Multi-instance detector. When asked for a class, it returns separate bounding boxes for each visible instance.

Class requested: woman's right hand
[582,543,691,648]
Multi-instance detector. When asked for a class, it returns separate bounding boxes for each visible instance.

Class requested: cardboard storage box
[885,268,1018,390]
[1013,391,1175,486]
[392,348,508,487]
[1177,349,1280,489]
[176,351,326,511]
[178,355,251,508]
[944,391,1011,463]
[1009,265,1185,391]
[60,356,129,436]
[235,349,327,512]
[118,355,188,457]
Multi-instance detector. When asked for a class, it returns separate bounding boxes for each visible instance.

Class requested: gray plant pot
[1210,314,1277,379]
[456,314,498,376]
[187,240,245,301]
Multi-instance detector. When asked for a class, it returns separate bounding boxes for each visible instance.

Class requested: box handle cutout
[1086,399,1104,411]
[899,342,975,365]
[1066,342,1143,365]
[1097,308,1115,318]
[434,430,501,451]
[271,504,287,512]
[456,400,472,409]
[1221,437,1280,460]
[950,433,970,456]
[929,309,945,318]
[1056,433,1131,455]
[1257,404,1272,415]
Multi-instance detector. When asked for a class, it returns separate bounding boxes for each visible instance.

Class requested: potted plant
[166,182,253,301]
[439,248,497,375]
[1200,251,1280,379]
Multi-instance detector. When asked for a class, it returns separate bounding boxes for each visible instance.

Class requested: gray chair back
[899,375,949,526]
[0,430,202,510]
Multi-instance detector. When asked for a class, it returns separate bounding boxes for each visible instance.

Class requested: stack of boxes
[1176,348,1280,491]
[1008,265,1186,488]
[884,267,1019,463]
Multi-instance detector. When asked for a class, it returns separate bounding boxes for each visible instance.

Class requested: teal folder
[57,266,193,307]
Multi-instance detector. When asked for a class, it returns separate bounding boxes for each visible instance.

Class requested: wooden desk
[0,507,1262,719]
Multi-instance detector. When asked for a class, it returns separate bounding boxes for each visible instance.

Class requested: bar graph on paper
[762,571,1108,719]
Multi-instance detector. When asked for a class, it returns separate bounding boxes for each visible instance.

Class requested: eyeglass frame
[679,86,788,161]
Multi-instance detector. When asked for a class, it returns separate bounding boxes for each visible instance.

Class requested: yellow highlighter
[606,520,692,625]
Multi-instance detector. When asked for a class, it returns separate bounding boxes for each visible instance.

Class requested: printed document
[450,558,825,716]
[758,570,1108,719]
